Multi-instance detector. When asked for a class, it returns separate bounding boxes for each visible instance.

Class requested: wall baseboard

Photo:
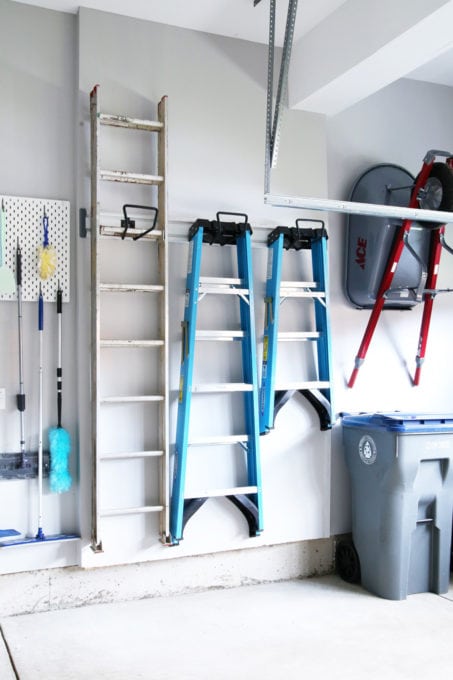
[0,538,334,617]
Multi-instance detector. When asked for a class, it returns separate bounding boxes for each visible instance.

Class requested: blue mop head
[49,426,72,493]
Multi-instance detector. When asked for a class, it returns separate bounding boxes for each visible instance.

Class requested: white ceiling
[13,0,453,114]
[13,0,349,46]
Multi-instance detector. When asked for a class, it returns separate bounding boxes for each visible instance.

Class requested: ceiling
[13,0,453,114]
[13,0,350,46]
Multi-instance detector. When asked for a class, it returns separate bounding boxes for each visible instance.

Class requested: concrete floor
[1,574,453,679]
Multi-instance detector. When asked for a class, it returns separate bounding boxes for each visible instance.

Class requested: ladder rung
[100,170,164,185]
[277,331,321,341]
[100,450,164,460]
[280,290,325,299]
[100,283,164,293]
[100,226,162,240]
[99,113,163,132]
[199,285,249,296]
[101,395,164,403]
[185,486,258,500]
[274,381,330,391]
[101,340,164,348]
[200,277,243,285]
[100,505,164,517]
[191,383,253,393]
[189,435,248,446]
[196,330,245,341]
[280,281,318,288]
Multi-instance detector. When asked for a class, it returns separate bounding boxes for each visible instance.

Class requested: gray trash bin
[341,412,453,600]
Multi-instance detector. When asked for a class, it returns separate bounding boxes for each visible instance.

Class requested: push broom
[49,282,72,493]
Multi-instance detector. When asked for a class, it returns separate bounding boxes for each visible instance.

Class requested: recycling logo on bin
[358,434,377,465]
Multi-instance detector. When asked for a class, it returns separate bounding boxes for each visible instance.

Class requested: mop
[0,287,78,546]
[37,208,57,280]
[0,200,15,295]
[49,282,72,493]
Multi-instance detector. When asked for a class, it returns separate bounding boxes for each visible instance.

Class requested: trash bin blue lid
[341,412,453,432]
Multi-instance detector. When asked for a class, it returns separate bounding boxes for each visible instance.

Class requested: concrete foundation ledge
[0,538,334,617]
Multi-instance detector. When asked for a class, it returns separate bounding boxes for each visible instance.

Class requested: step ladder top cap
[268,224,328,249]
[189,217,252,245]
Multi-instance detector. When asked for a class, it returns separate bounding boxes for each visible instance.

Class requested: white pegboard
[0,195,70,302]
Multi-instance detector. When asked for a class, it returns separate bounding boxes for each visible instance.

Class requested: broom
[49,282,72,493]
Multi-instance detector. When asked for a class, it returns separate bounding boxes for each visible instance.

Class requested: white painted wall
[0,1,333,576]
[0,1,80,573]
[326,77,453,534]
[76,8,331,569]
[4,1,452,583]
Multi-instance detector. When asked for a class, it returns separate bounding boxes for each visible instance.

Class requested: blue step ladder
[170,213,263,544]
[260,220,333,433]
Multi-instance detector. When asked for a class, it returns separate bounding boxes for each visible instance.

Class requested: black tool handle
[16,241,22,286]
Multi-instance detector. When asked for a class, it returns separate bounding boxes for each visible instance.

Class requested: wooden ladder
[89,85,170,551]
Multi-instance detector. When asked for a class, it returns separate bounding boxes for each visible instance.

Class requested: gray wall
[76,8,331,569]
[0,1,79,573]
[326,77,453,534]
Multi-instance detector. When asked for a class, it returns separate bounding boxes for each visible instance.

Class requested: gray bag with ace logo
[345,163,431,308]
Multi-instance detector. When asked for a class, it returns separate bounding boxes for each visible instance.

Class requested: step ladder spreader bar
[170,213,263,544]
[260,221,333,433]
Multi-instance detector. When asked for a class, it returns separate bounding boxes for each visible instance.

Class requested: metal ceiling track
[258,1,453,225]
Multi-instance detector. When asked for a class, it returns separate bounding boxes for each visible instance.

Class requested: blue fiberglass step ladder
[170,213,263,544]
[259,220,333,433]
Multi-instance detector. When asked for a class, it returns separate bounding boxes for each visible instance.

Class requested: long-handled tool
[35,285,45,538]
[0,200,15,295]
[0,286,78,546]
[49,282,72,493]
[16,240,29,472]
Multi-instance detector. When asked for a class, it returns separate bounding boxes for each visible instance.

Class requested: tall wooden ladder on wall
[170,214,263,544]
[259,220,333,433]
[90,85,170,551]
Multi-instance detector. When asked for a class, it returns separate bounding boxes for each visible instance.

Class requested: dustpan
[0,202,15,294]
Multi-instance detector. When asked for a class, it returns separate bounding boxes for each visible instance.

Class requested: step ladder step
[100,170,164,185]
[101,340,164,348]
[274,380,330,390]
[199,283,249,296]
[280,288,325,299]
[100,283,164,293]
[99,113,163,132]
[101,395,164,403]
[189,434,249,446]
[196,330,245,341]
[185,485,258,500]
[191,382,253,393]
[100,450,164,461]
[280,281,318,288]
[277,331,321,341]
[100,505,164,517]
[100,225,162,240]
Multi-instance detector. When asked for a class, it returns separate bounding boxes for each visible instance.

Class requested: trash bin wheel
[417,162,453,213]
[335,539,361,584]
